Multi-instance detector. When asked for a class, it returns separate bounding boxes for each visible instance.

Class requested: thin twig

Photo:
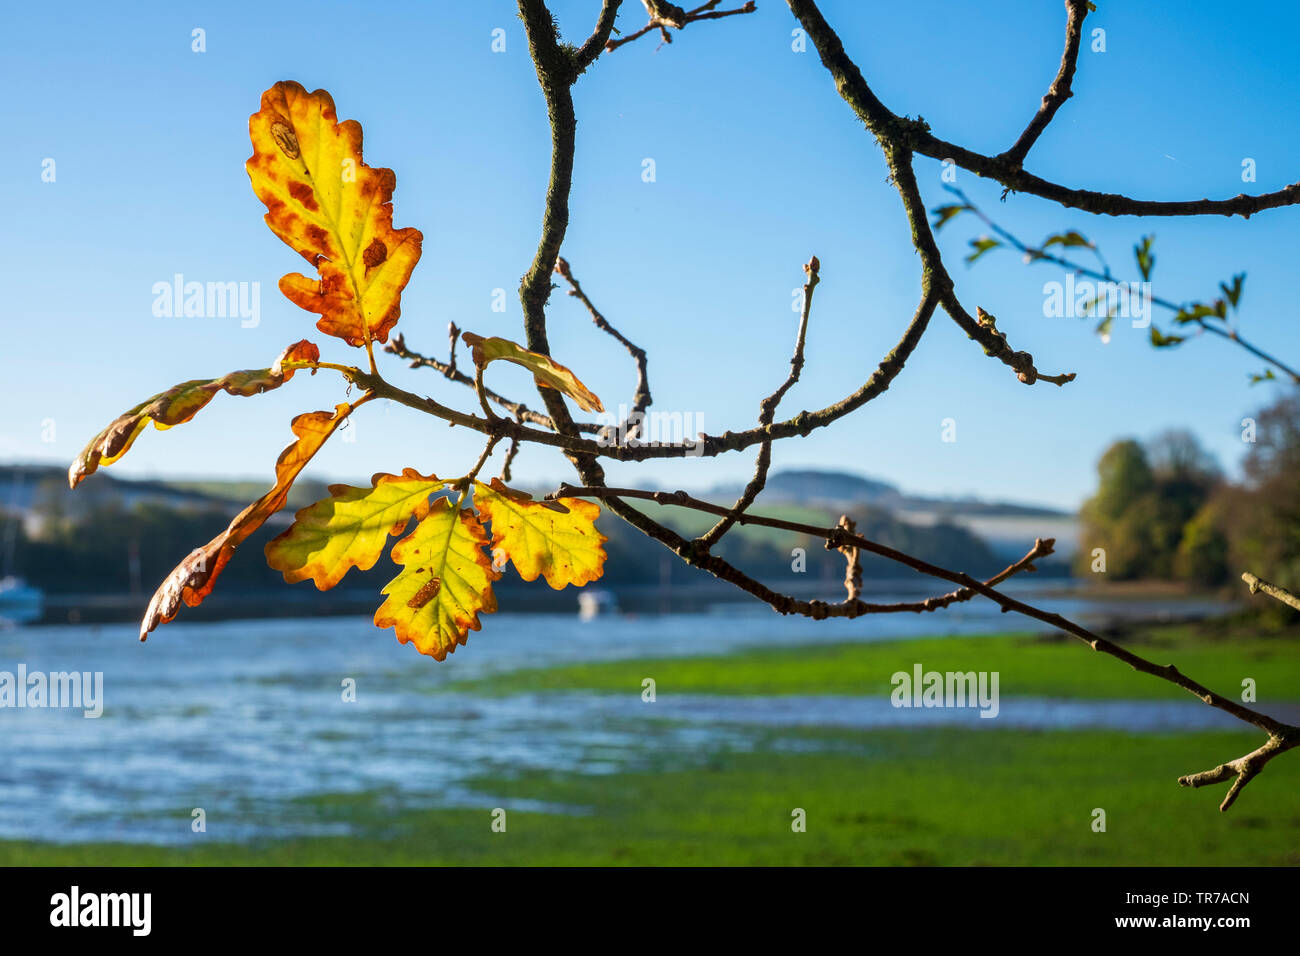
[544,478,1299,808]
[785,0,1300,219]
[699,255,820,547]
[941,184,1300,384]
[554,256,652,440]
[1242,571,1300,612]
[835,514,861,603]
[384,333,602,434]
[1000,0,1089,167]
[605,0,757,52]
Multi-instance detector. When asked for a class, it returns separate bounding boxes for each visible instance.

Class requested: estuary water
[0,582,1243,844]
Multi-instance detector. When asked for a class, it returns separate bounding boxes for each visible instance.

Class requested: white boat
[577,589,619,621]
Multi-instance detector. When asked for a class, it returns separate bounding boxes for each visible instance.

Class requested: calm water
[0,582,1240,844]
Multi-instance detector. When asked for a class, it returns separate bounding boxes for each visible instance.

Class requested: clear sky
[3,0,1298,510]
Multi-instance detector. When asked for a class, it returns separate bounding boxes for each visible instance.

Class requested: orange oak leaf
[461,332,604,413]
[265,468,448,590]
[68,340,320,489]
[247,81,423,348]
[474,478,607,589]
[373,498,500,661]
[140,402,356,640]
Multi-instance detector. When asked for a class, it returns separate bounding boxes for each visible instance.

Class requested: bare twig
[886,144,1076,387]
[554,256,652,439]
[503,0,1300,811]
[500,435,522,482]
[606,0,757,52]
[1000,0,1089,167]
[575,0,626,73]
[1242,571,1300,612]
[544,477,1300,809]
[1178,731,1300,812]
[835,514,861,603]
[785,0,1300,219]
[446,322,460,378]
[699,255,820,547]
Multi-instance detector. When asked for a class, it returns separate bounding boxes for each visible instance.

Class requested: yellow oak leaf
[69,340,320,489]
[374,498,500,661]
[266,468,447,590]
[461,332,604,413]
[140,402,355,640]
[247,81,423,348]
[474,478,607,590]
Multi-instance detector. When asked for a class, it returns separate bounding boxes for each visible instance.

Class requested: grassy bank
[5,625,1297,866]
[448,626,1300,701]
[2,727,1296,865]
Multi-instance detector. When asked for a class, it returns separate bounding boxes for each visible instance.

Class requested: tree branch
[554,256,652,440]
[1242,571,1300,612]
[384,332,603,433]
[938,184,1300,384]
[699,255,819,547]
[785,0,1300,219]
[606,0,757,52]
[545,479,1300,808]
[886,143,1076,386]
[574,0,625,74]
[1000,0,1089,167]
[1178,730,1300,812]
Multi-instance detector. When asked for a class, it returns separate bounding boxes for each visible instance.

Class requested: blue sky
[3,0,1298,510]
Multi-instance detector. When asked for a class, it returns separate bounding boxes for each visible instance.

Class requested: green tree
[1077,439,1155,579]
[1222,391,1300,598]
[1078,431,1223,582]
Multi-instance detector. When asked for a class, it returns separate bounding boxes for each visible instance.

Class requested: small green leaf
[1173,302,1219,324]
[930,203,970,230]
[1134,234,1155,281]
[965,237,1001,265]
[1249,368,1276,385]
[1150,327,1185,348]
[1043,230,1093,250]
[1220,273,1245,310]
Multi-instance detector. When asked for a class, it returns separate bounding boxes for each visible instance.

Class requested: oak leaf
[140,402,355,640]
[461,332,604,413]
[474,478,607,590]
[266,469,447,589]
[373,498,500,660]
[247,80,423,348]
[68,340,320,489]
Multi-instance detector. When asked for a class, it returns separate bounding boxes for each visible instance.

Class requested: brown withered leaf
[139,402,355,640]
[461,332,604,413]
[247,81,423,348]
[68,340,320,489]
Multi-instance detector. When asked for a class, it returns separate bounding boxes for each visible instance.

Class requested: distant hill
[707,468,1069,517]
[704,468,1076,559]
[160,477,335,510]
[0,465,333,524]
